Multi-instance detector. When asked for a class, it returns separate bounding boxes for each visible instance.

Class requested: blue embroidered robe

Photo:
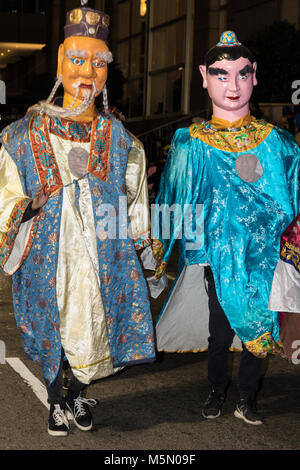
[0,112,155,385]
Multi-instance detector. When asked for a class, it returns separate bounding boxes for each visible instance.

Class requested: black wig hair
[205,45,255,68]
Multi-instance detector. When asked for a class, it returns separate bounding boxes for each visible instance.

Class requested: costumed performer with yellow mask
[0,1,155,436]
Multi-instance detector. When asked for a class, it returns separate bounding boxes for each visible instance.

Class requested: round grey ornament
[235,154,263,183]
[68,147,89,178]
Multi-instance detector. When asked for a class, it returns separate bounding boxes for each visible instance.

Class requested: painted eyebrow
[65,49,114,63]
[65,49,88,59]
[208,67,228,76]
[95,51,113,63]
[239,65,255,75]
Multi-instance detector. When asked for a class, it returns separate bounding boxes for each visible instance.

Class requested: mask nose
[80,59,95,78]
[228,76,240,93]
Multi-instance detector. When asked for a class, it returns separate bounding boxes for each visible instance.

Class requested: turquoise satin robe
[153,120,300,356]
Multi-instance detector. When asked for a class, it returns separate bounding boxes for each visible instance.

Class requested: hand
[31,184,49,210]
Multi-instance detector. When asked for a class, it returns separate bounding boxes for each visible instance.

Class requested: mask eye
[218,76,228,82]
[93,59,106,68]
[239,73,248,80]
[70,57,85,66]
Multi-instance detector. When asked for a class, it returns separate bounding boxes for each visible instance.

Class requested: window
[22,0,36,13]
[151,20,185,70]
[130,36,144,76]
[152,0,185,26]
[150,68,182,115]
[115,0,191,118]
[149,0,187,115]
[0,0,20,13]
[116,0,146,118]
[117,1,130,40]
[117,41,129,78]
[39,0,47,14]
[0,0,46,14]
[123,78,144,117]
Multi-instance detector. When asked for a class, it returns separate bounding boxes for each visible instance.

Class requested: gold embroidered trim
[0,199,30,270]
[152,237,163,261]
[245,332,284,358]
[281,241,300,273]
[284,240,300,255]
[152,237,167,278]
[154,261,167,279]
[157,346,242,353]
[189,119,273,153]
[71,355,111,369]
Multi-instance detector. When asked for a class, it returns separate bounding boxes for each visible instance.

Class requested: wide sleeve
[284,149,300,218]
[277,128,300,216]
[152,128,201,278]
[268,130,300,312]
[0,145,40,275]
[125,134,151,250]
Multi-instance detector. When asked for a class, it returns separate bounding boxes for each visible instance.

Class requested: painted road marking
[6,357,49,409]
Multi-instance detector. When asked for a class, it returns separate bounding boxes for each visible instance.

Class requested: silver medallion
[235,154,263,183]
[68,147,89,179]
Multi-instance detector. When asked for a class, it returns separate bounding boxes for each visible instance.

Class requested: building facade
[0,0,300,136]
[109,0,300,137]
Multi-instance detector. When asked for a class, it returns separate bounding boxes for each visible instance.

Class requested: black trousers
[46,349,85,405]
[205,267,262,400]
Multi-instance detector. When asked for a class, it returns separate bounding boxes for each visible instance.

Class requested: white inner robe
[50,134,116,384]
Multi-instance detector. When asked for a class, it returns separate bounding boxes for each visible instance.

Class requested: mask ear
[199,65,208,88]
[56,43,64,79]
[252,62,258,86]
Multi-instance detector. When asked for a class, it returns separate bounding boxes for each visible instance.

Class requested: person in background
[269,213,300,362]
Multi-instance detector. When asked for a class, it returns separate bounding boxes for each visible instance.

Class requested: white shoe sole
[234,409,263,425]
[48,427,69,437]
[66,407,93,431]
[202,410,221,419]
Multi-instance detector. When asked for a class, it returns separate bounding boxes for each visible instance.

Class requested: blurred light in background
[140,0,147,17]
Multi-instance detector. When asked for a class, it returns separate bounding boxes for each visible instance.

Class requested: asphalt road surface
[0,266,299,453]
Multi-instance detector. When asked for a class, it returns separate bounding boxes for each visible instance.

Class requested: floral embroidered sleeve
[0,146,40,275]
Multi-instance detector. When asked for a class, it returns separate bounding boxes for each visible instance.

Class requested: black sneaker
[202,391,225,419]
[234,399,263,425]
[66,392,97,431]
[48,403,69,436]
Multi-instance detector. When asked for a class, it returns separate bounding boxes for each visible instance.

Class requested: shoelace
[53,404,69,428]
[239,399,257,413]
[205,392,224,406]
[73,396,98,419]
